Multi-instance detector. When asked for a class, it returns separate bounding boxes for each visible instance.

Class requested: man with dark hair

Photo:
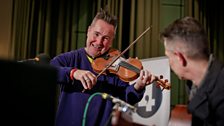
[161,16,224,126]
[50,9,154,126]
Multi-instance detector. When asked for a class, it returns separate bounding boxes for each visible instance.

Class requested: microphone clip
[101,93,136,112]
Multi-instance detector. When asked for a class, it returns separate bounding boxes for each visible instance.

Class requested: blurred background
[0,0,223,108]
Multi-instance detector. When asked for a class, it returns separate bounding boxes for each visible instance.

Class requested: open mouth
[92,44,103,51]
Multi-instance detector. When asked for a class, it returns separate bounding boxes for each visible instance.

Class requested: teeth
[93,44,102,50]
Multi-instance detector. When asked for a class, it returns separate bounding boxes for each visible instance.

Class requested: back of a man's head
[161,16,210,60]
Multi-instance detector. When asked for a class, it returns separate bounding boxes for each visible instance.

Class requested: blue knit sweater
[50,48,145,126]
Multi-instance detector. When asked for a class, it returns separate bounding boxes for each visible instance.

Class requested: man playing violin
[50,9,154,126]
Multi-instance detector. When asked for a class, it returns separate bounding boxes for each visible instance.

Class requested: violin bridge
[108,57,124,72]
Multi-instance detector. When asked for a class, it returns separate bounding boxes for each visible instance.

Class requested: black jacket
[188,58,224,126]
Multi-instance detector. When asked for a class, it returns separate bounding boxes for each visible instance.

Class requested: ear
[174,52,187,67]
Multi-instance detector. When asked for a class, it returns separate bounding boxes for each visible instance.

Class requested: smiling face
[85,19,115,58]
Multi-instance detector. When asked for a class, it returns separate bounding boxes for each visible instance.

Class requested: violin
[92,48,171,90]
[92,48,143,82]
[91,26,171,90]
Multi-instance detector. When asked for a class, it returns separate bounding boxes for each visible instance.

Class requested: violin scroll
[154,75,171,90]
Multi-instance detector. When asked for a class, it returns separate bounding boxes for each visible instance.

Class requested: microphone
[101,93,136,112]
[36,53,51,64]
[18,53,50,64]
[18,58,39,63]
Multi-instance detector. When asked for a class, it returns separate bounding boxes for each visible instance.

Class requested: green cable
[82,92,103,126]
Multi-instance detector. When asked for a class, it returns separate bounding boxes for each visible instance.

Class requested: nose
[95,36,103,45]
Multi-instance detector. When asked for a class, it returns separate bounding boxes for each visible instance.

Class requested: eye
[103,36,111,42]
[95,33,99,36]
[93,32,100,37]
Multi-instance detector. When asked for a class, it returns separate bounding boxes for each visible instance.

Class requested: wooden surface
[112,104,192,126]
[168,104,192,126]
[111,110,143,126]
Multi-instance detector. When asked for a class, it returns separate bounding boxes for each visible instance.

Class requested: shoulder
[50,48,85,63]
[211,58,224,82]
[57,48,85,58]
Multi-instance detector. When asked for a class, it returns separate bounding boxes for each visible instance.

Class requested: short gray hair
[161,16,210,60]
